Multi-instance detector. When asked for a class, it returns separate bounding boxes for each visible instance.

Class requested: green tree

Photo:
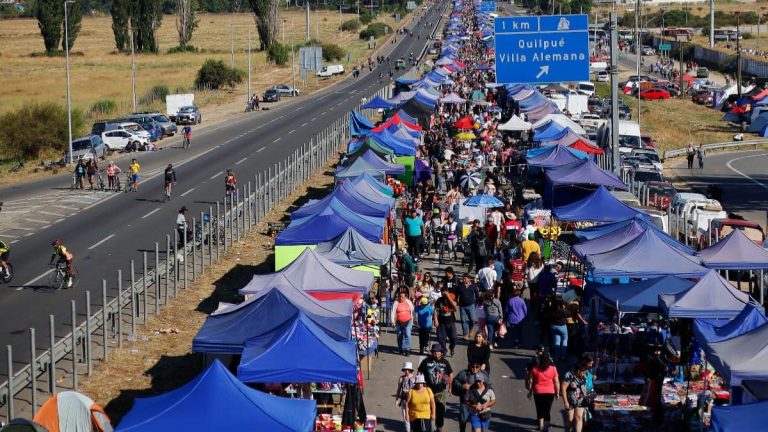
[0,103,85,162]
[176,0,199,47]
[63,0,83,51]
[194,59,243,89]
[35,0,64,53]
[134,0,164,52]
[248,0,279,50]
[111,0,131,51]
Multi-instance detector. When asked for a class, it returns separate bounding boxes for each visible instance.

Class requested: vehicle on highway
[699,218,766,249]
[317,64,345,77]
[91,120,120,136]
[101,129,150,152]
[645,181,676,210]
[597,71,609,82]
[143,112,178,136]
[640,89,671,100]
[176,105,202,125]
[597,120,641,154]
[630,148,663,171]
[117,122,152,141]
[271,84,301,97]
[395,58,407,70]
[642,45,655,56]
[263,89,281,102]
[623,155,658,173]
[628,168,664,184]
[696,67,709,78]
[120,114,163,141]
[590,61,608,73]
[63,135,106,163]
[669,193,726,244]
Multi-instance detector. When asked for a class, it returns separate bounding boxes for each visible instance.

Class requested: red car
[641,135,656,148]
[640,89,671,100]
[646,181,676,210]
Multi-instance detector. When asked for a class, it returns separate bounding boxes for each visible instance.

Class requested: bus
[662,27,693,40]
[714,28,741,41]
[588,24,607,41]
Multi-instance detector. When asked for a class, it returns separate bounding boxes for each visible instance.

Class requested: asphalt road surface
[0,1,449,379]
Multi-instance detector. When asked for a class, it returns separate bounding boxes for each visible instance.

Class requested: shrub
[267,43,289,65]
[194,59,243,90]
[742,32,754,40]
[89,99,117,116]
[0,102,85,161]
[360,12,375,25]
[340,19,360,32]
[167,45,199,54]
[359,22,387,40]
[321,42,346,61]
[139,85,170,106]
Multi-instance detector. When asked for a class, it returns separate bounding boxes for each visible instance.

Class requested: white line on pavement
[26,218,50,224]
[726,154,768,191]
[141,208,161,219]
[235,157,247,165]
[257,147,266,152]
[210,171,223,180]
[180,188,196,197]
[273,137,281,143]
[301,122,308,127]
[18,269,54,290]
[288,129,295,134]
[87,233,116,250]
[311,117,317,121]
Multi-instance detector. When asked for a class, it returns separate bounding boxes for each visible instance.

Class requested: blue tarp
[586,276,695,314]
[361,95,397,110]
[660,270,760,319]
[292,180,391,219]
[368,130,418,156]
[545,159,628,189]
[315,227,392,267]
[553,186,644,223]
[192,287,352,354]
[334,157,387,182]
[395,109,418,124]
[237,314,358,384]
[277,199,384,245]
[707,318,768,386]
[526,145,589,168]
[343,150,405,175]
[587,229,707,279]
[349,111,374,136]
[697,228,768,270]
[711,400,768,431]
[694,305,768,346]
[413,158,433,185]
[533,122,567,142]
[115,360,317,432]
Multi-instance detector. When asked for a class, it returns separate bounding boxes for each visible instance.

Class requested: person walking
[482,290,503,349]
[396,362,417,432]
[697,144,705,169]
[521,232,541,262]
[686,142,695,169]
[466,332,491,373]
[561,364,589,432]
[415,297,435,355]
[456,273,480,340]
[477,260,497,293]
[391,290,415,356]
[434,288,458,357]
[452,363,493,432]
[526,252,544,307]
[545,297,570,361]
[506,289,528,348]
[418,344,453,432]
[464,371,496,432]
[405,374,436,432]
[526,354,559,432]
[404,209,426,261]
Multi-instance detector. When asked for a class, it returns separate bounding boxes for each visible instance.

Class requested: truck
[596,120,642,155]
[548,92,589,116]
[699,218,765,249]
[668,193,727,247]
[166,94,194,122]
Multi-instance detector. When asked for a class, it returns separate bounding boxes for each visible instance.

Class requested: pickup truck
[668,193,726,246]
[699,218,765,249]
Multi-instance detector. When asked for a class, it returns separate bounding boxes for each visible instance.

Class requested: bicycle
[112,173,122,192]
[183,135,191,149]
[0,262,13,284]
[164,181,175,202]
[48,262,79,290]
[124,172,134,193]
[96,170,106,192]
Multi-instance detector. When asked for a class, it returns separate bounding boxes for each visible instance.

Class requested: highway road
[0,1,449,379]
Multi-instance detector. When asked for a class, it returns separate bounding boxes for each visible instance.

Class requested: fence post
[117,270,123,349]
[208,207,213,266]
[85,290,92,377]
[29,327,36,415]
[199,213,205,275]
[6,345,13,420]
[191,218,197,282]
[49,315,55,395]
[183,224,189,290]
[215,202,221,261]
[142,252,148,323]
[130,260,136,337]
[155,242,160,314]
[102,281,108,361]
[247,182,253,230]
[173,230,179,298]
[70,300,77,390]
[165,235,171,304]
[223,196,229,253]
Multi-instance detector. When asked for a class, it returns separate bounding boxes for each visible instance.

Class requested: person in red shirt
[509,252,526,290]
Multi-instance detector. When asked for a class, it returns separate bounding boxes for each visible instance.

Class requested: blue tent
[276,199,384,245]
[533,122,566,142]
[351,172,395,198]
[545,159,627,190]
[349,111,375,136]
[660,269,760,319]
[711,400,768,431]
[587,229,707,279]
[698,228,768,269]
[574,219,694,256]
[353,150,406,175]
[347,138,395,160]
[575,216,649,240]
[586,276,695,314]
[553,186,644,223]
[115,360,317,432]
[762,124,768,137]
[361,95,397,110]
[192,287,352,354]
[706,319,768,386]
[368,131,417,156]
[237,314,358,384]
[334,156,387,182]
[395,109,418,124]
[291,181,391,219]
[694,304,768,345]
[527,145,589,168]
[315,227,393,267]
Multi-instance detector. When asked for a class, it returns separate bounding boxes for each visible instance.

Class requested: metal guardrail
[0,83,397,420]
[663,139,768,160]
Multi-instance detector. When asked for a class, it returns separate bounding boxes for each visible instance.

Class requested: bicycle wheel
[70,267,81,289]
[48,269,65,290]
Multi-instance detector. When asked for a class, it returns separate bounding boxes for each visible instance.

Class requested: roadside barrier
[663,139,768,160]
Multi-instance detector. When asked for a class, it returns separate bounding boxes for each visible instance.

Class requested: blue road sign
[494,15,590,84]
[480,1,496,12]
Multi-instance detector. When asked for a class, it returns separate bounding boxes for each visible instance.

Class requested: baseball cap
[474,371,489,382]
[420,297,429,305]
[528,232,535,240]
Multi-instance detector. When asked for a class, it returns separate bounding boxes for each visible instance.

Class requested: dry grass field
[0,10,400,116]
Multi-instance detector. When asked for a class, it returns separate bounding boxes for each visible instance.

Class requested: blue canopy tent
[387,91,416,106]
[192,287,352,354]
[361,95,397,110]
[340,150,405,175]
[277,200,384,245]
[694,304,768,346]
[707,320,768,387]
[553,186,645,223]
[586,276,695,314]
[545,159,627,207]
[586,229,708,279]
[291,181,391,219]
[711,400,768,431]
[349,111,375,137]
[660,269,761,319]
[526,145,589,169]
[347,138,395,160]
[351,172,394,197]
[334,157,387,182]
[115,360,317,432]
[574,216,658,240]
[368,131,417,156]
[697,228,768,270]
[395,109,418,124]
[574,220,694,259]
[237,314,358,384]
[315,227,393,267]
[533,122,567,142]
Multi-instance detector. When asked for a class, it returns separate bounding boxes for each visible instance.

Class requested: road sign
[494,15,590,84]
[480,1,496,12]
[659,43,672,51]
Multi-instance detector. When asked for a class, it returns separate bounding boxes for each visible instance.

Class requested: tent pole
[761,269,764,306]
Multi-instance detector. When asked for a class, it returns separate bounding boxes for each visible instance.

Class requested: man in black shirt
[418,343,454,432]
[456,273,480,339]
[441,266,459,292]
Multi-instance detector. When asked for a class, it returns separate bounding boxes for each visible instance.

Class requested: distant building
[0,0,26,12]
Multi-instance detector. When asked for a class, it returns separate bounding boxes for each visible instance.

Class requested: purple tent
[545,159,628,190]
[524,104,559,122]
[694,304,768,345]
[660,270,760,318]
[553,186,644,223]
[574,220,694,259]
[527,145,589,168]
[413,158,433,185]
[541,130,586,146]
[697,228,768,270]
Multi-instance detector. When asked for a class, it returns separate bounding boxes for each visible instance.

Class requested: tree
[248,0,279,50]
[35,0,64,53]
[194,59,243,89]
[0,103,85,162]
[63,0,83,51]
[177,0,199,47]
[111,0,132,51]
[110,0,163,53]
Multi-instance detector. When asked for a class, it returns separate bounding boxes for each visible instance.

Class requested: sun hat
[402,362,414,371]
[414,374,426,384]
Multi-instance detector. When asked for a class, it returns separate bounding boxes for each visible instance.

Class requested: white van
[596,120,642,154]
[317,65,345,77]
[577,81,596,97]
[590,61,608,73]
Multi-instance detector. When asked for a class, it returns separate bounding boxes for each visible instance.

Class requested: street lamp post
[129,19,137,112]
[736,11,742,100]
[64,0,74,165]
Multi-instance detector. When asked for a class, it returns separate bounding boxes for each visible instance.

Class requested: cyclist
[129,158,140,192]
[0,240,10,278]
[106,161,121,191]
[182,125,192,149]
[164,164,177,201]
[49,239,74,288]
[225,169,237,198]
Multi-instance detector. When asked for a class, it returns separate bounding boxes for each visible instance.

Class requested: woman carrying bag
[406,374,436,432]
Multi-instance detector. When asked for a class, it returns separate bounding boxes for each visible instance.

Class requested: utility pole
[230,25,235,68]
[291,17,296,90]
[709,0,715,47]
[340,3,343,31]
[306,0,311,41]
[736,12,742,100]
[64,0,74,165]
[635,0,641,126]
[129,19,137,112]
[248,27,252,104]
[316,4,320,40]
[610,12,621,174]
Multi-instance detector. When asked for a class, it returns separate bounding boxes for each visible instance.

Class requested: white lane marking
[726,154,768,191]
[41,225,50,229]
[141,208,161,219]
[235,157,247,165]
[87,233,116,250]
[311,117,317,121]
[273,137,281,143]
[26,218,50,224]
[257,147,266,152]
[301,122,308,127]
[288,129,295,134]
[210,171,223,180]
[19,269,54,289]
[180,188,196,197]
[10,240,18,244]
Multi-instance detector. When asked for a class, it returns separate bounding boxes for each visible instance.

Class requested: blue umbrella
[464,194,504,208]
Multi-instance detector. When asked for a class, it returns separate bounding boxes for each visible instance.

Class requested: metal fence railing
[663,139,768,160]
[0,84,396,421]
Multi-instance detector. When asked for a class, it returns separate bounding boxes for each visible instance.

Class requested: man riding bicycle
[225,169,237,198]
[182,125,192,149]
[164,164,177,201]
[0,241,10,278]
[49,239,74,288]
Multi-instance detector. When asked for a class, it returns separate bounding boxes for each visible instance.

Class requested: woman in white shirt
[526,252,544,304]
[442,214,459,261]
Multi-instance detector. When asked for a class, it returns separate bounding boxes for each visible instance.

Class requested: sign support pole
[610,12,621,174]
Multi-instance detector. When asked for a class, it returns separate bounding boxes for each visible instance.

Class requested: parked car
[640,89,671,100]
[628,168,664,183]
[630,148,663,171]
[271,84,300,97]
[597,71,609,82]
[692,90,713,105]
[116,122,152,141]
[700,218,765,249]
[646,181,677,210]
[395,58,407,70]
[641,45,655,56]
[143,112,178,136]
[63,135,106,163]
[652,84,680,97]
[120,114,163,141]
[91,120,120,136]
[176,105,202,125]
[696,67,709,78]
[263,89,281,102]
[101,130,149,152]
